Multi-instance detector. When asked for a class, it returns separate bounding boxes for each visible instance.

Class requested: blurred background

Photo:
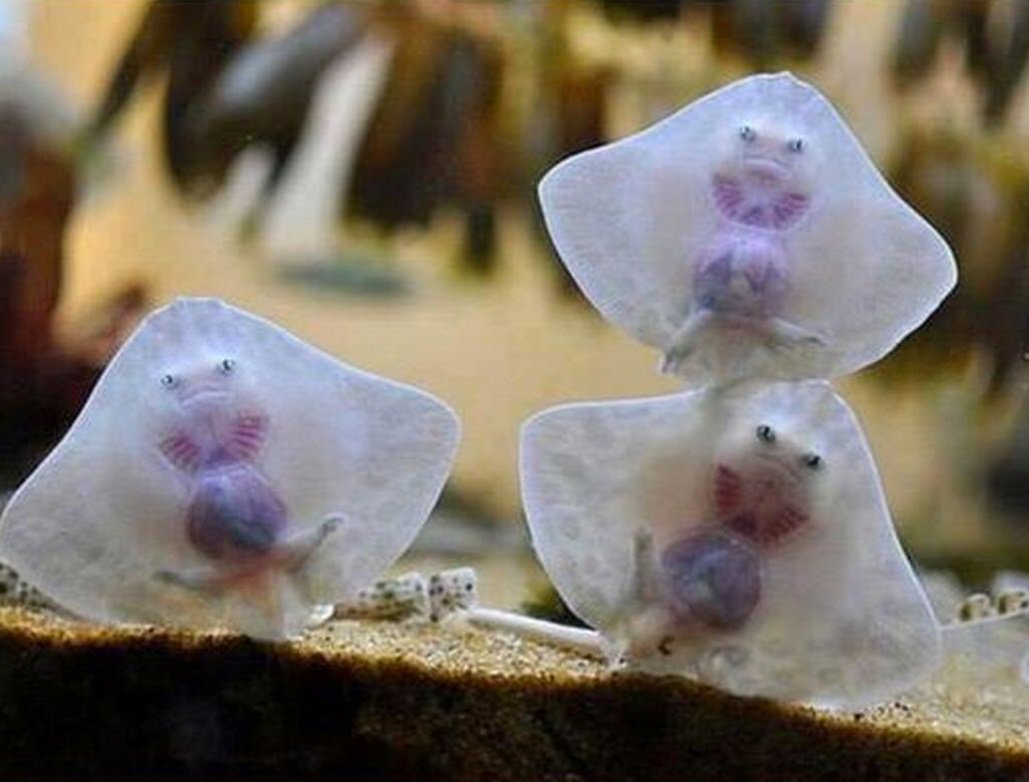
[4,0,1029,607]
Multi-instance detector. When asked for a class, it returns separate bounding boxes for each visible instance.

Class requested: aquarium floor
[0,606,1024,782]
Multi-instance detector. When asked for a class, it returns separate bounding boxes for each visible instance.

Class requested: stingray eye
[739,125,757,143]
[160,374,178,390]
[218,358,236,375]
[756,425,776,444]
[802,452,822,470]
[787,137,804,153]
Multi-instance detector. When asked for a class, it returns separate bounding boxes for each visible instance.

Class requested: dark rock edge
[0,608,1025,782]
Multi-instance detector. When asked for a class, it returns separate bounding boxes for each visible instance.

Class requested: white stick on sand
[464,606,606,658]
[423,567,607,658]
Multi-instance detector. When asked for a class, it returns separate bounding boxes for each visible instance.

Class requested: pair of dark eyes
[739,125,804,153]
[755,424,822,469]
[160,358,235,389]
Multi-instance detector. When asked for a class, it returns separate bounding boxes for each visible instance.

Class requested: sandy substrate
[0,606,1025,781]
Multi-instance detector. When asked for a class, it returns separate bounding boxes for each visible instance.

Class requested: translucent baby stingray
[521,381,940,709]
[538,72,956,385]
[0,298,459,640]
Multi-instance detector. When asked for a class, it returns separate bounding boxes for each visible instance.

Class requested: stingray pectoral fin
[660,310,714,375]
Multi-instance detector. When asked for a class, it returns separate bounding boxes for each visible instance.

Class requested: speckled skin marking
[662,127,819,373]
[336,572,430,620]
[428,567,478,622]
[155,361,341,592]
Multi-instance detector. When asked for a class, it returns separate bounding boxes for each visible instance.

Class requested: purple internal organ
[694,231,791,319]
[652,425,819,635]
[693,129,811,322]
[152,358,344,597]
[662,127,813,374]
[660,531,761,630]
[713,425,818,548]
[160,388,287,566]
[186,464,287,561]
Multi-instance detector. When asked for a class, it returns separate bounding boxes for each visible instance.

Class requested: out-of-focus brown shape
[879,125,1029,391]
[193,3,368,200]
[0,105,81,480]
[0,103,145,483]
[349,4,504,273]
[596,0,833,65]
[0,107,69,368]
[86,1,510,274]
[776,0,835,60]
[892,0,1029,127]
[982,0,1029,127]
[892,0,947,88]
[709,0,834,65]
[596,0,686,22]
[987,392,1029,518]
[85,0,258,195]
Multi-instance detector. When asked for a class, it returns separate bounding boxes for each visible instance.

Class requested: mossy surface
[0,607,1025,781]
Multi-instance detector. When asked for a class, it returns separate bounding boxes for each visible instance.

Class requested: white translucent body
[0,298,459,639]
[521,381,940,709]
[538,72,957,385]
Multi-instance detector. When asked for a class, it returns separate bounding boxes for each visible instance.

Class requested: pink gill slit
[714,463,809,546]
[228,412,269,462]
[159,433,202,474]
